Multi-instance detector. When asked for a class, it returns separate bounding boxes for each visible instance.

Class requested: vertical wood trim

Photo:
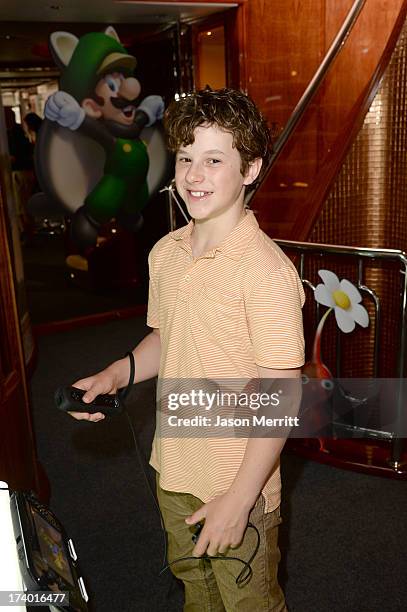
[0,154,40,493]
[0,168,29,402]
[235,1,248,91]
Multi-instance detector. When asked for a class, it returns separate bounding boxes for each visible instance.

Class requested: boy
[71,88,305,611]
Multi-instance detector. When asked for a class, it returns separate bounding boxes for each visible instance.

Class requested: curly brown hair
[164,88,272,180]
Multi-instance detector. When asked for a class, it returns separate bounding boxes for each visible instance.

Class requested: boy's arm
[102,327,161,389]
[71,243,161,422]
[186,365,302,557]
[223,365,301,511]
[70,328,160,421]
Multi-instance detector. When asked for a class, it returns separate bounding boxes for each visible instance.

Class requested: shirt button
[184,274,191,281]
[123,143,132,153]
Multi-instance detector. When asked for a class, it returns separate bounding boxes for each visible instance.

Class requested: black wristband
[119,351,135,400]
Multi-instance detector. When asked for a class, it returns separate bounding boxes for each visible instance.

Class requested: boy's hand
[68,369,119,422]
[185,491,251,557]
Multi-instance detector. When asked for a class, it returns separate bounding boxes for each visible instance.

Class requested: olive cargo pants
[156,475,287,612]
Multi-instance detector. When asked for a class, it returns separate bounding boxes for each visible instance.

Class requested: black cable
[120,351,135,400]
[118,351,260,587]
[123,408,168,570]
[118,352,167,569]
[159,522,260,586]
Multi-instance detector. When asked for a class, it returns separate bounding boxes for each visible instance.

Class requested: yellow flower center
[332,290,351,310]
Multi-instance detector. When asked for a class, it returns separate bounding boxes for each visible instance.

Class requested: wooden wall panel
[319,0,401,153]
[241,0,407,241]
[244,0,326,135]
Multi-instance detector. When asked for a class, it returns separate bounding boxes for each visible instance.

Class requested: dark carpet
[22,233,147,324]
[22,189,169,324]
[30,318,407,612]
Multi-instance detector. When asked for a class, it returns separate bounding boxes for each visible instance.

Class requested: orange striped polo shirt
[147,209,305,512]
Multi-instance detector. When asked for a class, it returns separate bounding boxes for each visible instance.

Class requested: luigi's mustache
[110,96,139,110]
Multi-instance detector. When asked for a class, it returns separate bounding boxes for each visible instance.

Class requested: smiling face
[81,72,141,125]
[175,124,261,223]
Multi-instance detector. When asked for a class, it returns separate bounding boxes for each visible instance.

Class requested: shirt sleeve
[246,264,305,369]
[146,250,160,329]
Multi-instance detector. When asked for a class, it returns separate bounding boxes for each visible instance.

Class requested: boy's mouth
[187,190,213,200]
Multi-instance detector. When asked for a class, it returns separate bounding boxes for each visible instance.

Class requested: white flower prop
[314,270,369,333]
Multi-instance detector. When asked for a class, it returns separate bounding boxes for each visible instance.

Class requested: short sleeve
[246,264,305,368]
[147,250,159,329]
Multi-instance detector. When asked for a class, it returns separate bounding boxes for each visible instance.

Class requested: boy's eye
[207,158,221,165]
[177,156,191,163]
[105,77,120,93]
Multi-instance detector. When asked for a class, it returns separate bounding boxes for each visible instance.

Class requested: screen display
[30,506,75,587]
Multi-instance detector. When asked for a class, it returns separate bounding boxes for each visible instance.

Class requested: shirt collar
[169,209,259,261]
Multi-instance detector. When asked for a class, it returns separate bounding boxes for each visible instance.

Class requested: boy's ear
[243,158,262,186]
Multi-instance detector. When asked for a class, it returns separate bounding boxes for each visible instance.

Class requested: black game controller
[55,386,124,416]
[191,522,204,544]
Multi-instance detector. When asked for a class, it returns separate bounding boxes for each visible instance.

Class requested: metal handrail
[277,238,407,378]
[275,238,407,375]
[275,238,407,468]
[245,0,367,206]
[274,239,407,378]
[275,238,407,265]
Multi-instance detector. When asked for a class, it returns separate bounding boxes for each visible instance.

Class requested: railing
[275,238,407,470]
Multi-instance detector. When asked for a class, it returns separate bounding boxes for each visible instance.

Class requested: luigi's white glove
[45,91,85,130]
[137,95,165,127]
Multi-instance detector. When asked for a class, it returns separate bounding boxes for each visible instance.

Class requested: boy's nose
[185,163,204,183]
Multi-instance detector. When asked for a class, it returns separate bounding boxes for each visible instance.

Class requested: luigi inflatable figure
[36,26,166,250]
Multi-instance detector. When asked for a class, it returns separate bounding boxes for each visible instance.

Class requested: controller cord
[120,352,168,570]
[120,351,260,587]
[159,524,260,585]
